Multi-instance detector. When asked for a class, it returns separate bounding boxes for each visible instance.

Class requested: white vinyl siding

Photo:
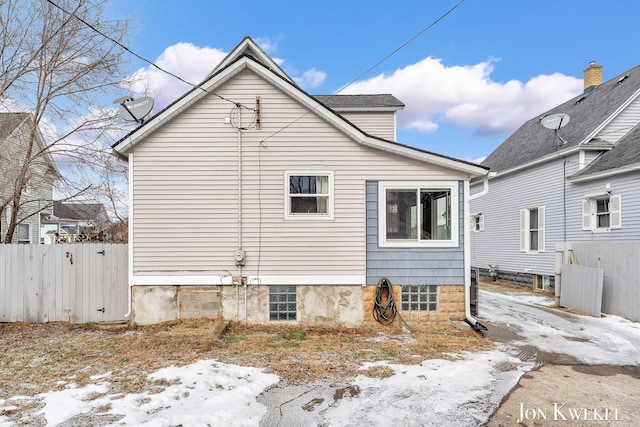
[595,96,640,143]
[131,68,466,278]
[285,171,334,220]
[338,111,397,141]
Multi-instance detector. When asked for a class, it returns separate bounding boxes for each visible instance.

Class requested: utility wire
[336,0,465,94]
[45,0,254,111]
[259,0,466,144]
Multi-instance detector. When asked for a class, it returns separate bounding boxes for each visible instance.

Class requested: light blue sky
[107,0,640,162]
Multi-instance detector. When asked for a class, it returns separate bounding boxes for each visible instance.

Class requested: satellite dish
[117,96,154,123]
[540,113,570,130]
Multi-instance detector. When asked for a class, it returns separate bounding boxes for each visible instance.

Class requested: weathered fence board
[558,242,640,322]
[560,263,604,317]
[0,244,128,323]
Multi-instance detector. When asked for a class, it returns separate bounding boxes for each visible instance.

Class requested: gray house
[0,112,58,244]
[111,37,489,328]
[471,62,640,290]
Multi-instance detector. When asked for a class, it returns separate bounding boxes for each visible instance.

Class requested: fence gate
[0,243,128,323]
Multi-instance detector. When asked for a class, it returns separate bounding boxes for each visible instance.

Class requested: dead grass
[0,319,494,401]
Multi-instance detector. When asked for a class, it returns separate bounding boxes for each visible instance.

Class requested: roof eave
[489,144,615,178]
[112,56,487,178]
[566,163,640,183]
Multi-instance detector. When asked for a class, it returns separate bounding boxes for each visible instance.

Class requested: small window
[379,181,459,247]
[16,223,31,244]
[533,274,551,291]
[582,194,621,232]
[520,207,545,253]
[401,285,438,312]
[471,214,484,232]
[285,172,333,220]
[269,285,297,321]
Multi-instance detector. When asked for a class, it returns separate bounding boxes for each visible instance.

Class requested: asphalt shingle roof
[570,122,640,177]
[53,202,105,221]
[482,64,640,173]
[313,94,405,110]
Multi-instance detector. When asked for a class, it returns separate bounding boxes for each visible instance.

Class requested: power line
[259,0,466,144]
[45,0,254,111]
[336,0,465,94]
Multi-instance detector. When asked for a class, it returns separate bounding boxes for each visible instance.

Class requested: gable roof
[568,121,640,182]
[0,112,60,176]
[53,201,107,221]
[204,36,292,84]
[483,63,640,173]
[0,112,29,140]
[111,37,487,178]
[314,94,405,112]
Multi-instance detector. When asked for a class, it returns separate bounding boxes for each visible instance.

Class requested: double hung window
[582,194,621,232]
[285,172,333,220]
[520,207,545,252]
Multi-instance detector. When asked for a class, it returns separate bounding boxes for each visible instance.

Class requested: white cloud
[127,42,228,109]
[341,57,583,138]
[294,68,327,89]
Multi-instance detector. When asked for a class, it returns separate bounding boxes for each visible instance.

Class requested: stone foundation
[363,284,465,327]
[131,283,465,327]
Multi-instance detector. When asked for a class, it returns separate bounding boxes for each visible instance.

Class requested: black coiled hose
[372,277,397,325]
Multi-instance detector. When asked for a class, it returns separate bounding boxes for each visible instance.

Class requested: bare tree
[0,0,134,243]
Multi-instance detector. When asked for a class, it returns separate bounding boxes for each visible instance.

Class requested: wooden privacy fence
[0,243,128,324]
[557,241,640,322]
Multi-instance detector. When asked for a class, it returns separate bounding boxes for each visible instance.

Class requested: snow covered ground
[1,287,639,426]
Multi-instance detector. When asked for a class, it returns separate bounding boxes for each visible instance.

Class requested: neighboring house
[471,62,640,289]
[110,37,489,327]
[0,112,58,244]
[41,201,109,244]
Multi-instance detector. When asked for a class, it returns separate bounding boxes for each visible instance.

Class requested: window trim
[520,206,545,253]
[471,213,484,232]
[284,171,334,221]
[16,222,31,244]
[582,194,621,232]
[378,181,459,248]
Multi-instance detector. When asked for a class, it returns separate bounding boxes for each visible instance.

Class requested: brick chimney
[583,61,602,91]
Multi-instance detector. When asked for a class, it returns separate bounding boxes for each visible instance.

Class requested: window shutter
[519,209,526,252]
[610,195,622,229]
[479,214,485,231]
[582,199,592,230]
[538,206,545,252]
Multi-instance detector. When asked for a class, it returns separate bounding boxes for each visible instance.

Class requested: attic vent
[617,75,628,84]
[575,95,586,105]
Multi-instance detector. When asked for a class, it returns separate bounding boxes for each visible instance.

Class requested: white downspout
[464,174,492,330]
[124,152,134,319]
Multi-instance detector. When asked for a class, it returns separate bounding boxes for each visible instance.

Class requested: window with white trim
[379,181,459,247]
[285,172,333,220]
[471,213,484,232]
[520,207,545,252]
[16,223,31,244]
[582,194,621,232]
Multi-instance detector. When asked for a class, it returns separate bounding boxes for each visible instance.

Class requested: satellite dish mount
[113,96,154,125]
[540,113,570,146]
